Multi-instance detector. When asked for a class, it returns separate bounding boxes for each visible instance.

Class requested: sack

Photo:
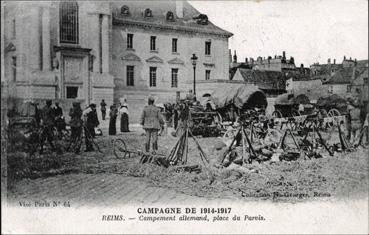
[95,127,103,136]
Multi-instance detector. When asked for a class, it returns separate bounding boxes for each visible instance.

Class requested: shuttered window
[60,1,79,44]
[171,69,178,88]
[150,67,157,87]
[126,66,134,86]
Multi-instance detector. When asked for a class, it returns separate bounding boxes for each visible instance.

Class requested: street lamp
[190,53,198,98]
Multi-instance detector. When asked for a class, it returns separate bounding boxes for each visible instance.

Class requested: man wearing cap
[67,102,83,153]
[40,100,56,153]
[53,102,65,138]
[140,96,164,153]
[83,103,100,151]
[100,99,107,120]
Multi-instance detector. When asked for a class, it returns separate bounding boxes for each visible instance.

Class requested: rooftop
[235,68,286,90]
[111,1,233,38]
[323,67,354,84]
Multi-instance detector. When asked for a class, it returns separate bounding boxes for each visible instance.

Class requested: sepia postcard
[1,0,368,234]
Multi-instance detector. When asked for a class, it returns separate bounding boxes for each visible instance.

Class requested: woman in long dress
[120,100,130,132]
[109,105,117,135]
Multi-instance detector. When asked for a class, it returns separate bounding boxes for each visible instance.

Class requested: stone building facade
[110,1,232,121]
[2,1,115,106]
[2,1,232,121]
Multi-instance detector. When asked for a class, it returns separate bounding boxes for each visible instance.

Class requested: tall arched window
[60,1,79,44]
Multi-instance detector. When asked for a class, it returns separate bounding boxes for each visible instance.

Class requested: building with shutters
[2,1,233,121]
[110,1,232,121]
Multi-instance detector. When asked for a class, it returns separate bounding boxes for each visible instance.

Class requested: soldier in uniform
[83,103,100,151]
[140,96,164,153]
[100,99,107,120]
[40,100,56,154]
[349,100,362,143]
[67,102,83,153]
[53,102,65,137]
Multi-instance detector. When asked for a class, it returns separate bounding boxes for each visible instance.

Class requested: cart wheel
[113,138,129,159]
[272,110,283,118]
[328,109,341,117]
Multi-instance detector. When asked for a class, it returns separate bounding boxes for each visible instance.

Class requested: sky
[189,0,368,66]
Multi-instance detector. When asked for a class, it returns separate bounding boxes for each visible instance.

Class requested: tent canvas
[211,84,267,109]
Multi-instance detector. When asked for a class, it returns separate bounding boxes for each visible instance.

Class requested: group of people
[38,97,169,154]
[106,99,130,135]
[37,100,100,153]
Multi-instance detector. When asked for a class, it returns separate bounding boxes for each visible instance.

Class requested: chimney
[333,59,336,64]
[328,58,331,64]
[245,58,248,63]
[344,55,346,61]
[233,50,237,63]
[282,51,286,59]
[300,63,304,68]
[176,1,183,18]
[250,57,254,64]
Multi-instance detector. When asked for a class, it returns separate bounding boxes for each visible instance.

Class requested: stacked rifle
[166,121,209,170]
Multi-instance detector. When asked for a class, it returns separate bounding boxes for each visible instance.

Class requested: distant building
[310,56,368,76]
[350,66,368,108]
[229,51,311,80]
[252,51,296,72]
[311,57,368,99]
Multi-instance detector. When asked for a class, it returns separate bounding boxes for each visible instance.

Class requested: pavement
[7,118,210,206]
[8,173,207,207]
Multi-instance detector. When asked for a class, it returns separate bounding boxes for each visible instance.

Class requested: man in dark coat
[83,103,99,151]
[100,99,107,120]
[54,102,63,117]
[40,100,56,153]
[67,102,83,153]
[54,102,65,136]
[140,96,164,153]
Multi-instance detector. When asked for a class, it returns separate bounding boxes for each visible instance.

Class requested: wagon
[316,94,348,117]
[210,85,268,123]
[273,93,311,118]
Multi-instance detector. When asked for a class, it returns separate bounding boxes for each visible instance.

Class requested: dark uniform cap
[148,96,155,102]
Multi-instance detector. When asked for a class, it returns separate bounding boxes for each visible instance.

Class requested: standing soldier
[100,99,107,121]
[67,102,83,153]
[83,103,100,151]
[140,96,164,153]
[173,103,179,130]
[40,100,56,154]
[53,102,65,137]
[349,100,362,143]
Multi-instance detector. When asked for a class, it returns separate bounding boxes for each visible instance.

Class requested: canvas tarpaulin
[275,93,311,106]
[211,84,267,109]
[316,94,347,109]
